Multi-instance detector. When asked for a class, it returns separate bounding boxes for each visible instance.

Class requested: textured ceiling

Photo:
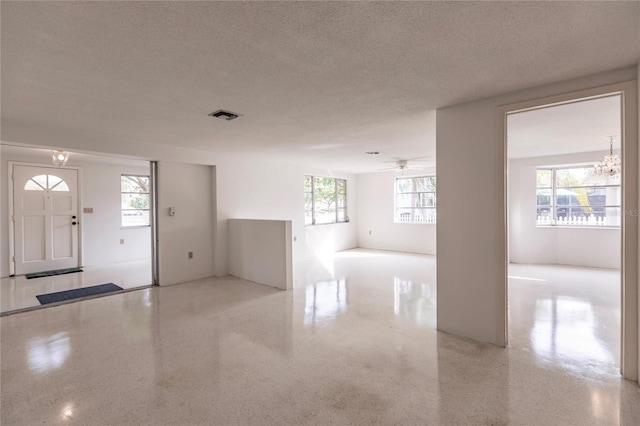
[1,1,639,172]
[0,144,150,168]
[508,95,621,159]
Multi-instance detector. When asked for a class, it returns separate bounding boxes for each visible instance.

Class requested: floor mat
[25,267,83,280]
[36,283,123,305]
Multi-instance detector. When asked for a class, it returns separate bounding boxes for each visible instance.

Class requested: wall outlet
[120,239,125,245]
[293,236,297,242]
[188,251,193,259]
[369,230,372,235]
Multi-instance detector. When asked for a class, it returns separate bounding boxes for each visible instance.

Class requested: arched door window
[24,174,70,192]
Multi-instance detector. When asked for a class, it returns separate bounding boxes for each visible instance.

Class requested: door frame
[8,161,84,276]
[497,80,638,380]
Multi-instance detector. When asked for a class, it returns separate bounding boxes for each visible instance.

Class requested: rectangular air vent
[208,110,241,121]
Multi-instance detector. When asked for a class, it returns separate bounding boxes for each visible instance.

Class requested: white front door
[13,165,79,275]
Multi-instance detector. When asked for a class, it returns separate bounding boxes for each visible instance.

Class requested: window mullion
[344,179,347,222]
[311,177,315,225]
[552,169,557,226]
[335,180,338,223]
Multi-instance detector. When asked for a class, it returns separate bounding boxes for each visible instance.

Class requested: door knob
[72,221,77,225]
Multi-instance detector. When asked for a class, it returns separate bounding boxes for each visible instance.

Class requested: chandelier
[51,150,70,167]
[593,136,620,177]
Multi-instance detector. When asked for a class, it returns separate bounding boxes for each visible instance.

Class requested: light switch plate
[83,207,94,214]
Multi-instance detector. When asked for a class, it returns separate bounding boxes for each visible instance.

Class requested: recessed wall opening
[1,144,156,314]
[506,93,623,375]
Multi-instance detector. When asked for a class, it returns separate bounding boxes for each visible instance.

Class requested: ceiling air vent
[208,110,241,121]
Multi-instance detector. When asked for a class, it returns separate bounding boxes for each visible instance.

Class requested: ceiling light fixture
[594,135,621,177]
[365,151,381,156]
[208,109,241,121]
[51,150,70,167]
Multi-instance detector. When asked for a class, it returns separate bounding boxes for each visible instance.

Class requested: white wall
[229,219,292,290]
[357,169,436,255]
[156,161,215,286]
[213,156,357,280]
[0,148,151,277]
[436,66,637,346]
[509,152,621,270]
[81,162,151,267]
[1,147,358,286]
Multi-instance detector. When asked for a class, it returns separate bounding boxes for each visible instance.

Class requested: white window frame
[394,175,437,224]
[121,174,150,228]
[305,175,348,226]
[536,165,621,228]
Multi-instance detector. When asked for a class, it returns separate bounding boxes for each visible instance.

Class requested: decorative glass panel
[24,180,45,191]
[24,174,69,191]
[33,175,48,188]
[51,181,70,192]
[48,175,62,188]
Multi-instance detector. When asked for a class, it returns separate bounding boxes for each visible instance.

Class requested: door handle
[72,221,77,225]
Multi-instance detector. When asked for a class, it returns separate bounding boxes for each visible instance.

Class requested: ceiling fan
[378,158,427,173]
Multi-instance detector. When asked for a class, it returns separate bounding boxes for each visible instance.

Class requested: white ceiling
[0,144,150,168]
[1,2,639,173]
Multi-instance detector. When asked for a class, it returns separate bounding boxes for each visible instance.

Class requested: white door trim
[496,80,638,381]
[8,161,83,276]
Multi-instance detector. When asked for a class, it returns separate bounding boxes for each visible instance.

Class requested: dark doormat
[36,283,123,305]
[25,267,83,279]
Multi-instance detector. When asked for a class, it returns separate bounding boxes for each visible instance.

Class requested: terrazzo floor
[0,259,152,313]
[1,249,637,425]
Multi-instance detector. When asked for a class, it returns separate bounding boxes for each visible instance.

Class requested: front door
[13,165,79,275]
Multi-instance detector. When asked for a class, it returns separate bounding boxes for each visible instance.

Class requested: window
[395,176,436,223]
[24,174,69,191]
[304,176,347,225]
[536,166,620,227]
[121,175,150,227]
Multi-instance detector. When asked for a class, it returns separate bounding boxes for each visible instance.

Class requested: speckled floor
[1,249,638,425]
[0,259,152,313]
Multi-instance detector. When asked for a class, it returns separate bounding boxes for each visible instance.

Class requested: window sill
[305,222,349,227]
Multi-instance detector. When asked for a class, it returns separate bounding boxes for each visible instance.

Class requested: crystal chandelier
[593,136,620,177]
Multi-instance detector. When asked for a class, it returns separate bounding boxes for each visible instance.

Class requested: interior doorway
[507,94,622,374]
[498,80,638,381]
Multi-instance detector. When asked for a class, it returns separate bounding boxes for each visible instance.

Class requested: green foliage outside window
[305,176,347,225]
[121,175,150,227]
